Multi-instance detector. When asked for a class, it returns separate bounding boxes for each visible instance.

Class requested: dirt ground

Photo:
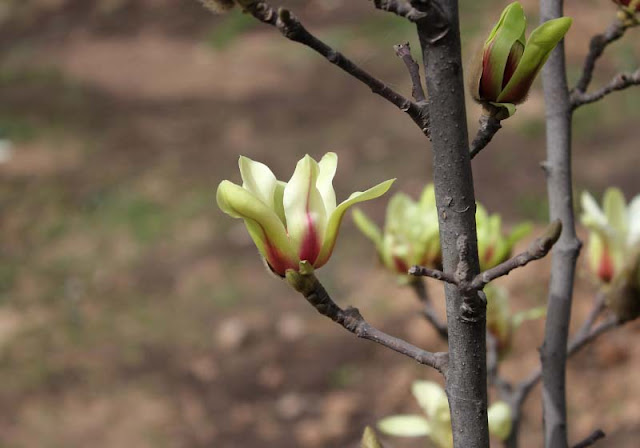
[0,0,639,447]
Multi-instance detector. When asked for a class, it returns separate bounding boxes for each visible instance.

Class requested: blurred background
[0,0,639,447]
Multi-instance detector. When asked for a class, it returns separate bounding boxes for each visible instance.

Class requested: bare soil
[0,1,639,447]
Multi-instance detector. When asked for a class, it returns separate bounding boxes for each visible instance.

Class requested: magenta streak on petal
[299,214,321,264]
[255,223,296,276]
[298,173,321,264]
[503,41,524,88]
[392,256,409,275]
[499,61,544,104]
[479,41,497,100]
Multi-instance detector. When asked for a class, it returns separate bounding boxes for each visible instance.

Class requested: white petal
[627,194,640,247]
[580,191,608,230]
[239,156,278,208]
[411,381,450,421]
[317,152,337,215]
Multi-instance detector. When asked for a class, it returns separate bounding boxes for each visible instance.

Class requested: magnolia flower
[354,186,531,277]
[353,185,440,279]
[580,188,640,283]
[471,1,572,118]
[217,153,394,276]
[377,381,512,448]
[486,284,546,358]
[476,204,532,271]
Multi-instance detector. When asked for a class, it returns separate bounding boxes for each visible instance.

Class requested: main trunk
[415,2,489,447]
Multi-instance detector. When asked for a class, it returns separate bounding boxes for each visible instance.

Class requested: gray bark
[414,1,489,446]
[539,1,581,447]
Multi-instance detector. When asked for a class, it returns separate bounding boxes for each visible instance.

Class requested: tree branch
[573,19,635,94]
[394,42,427,102]
[567,316,619,357]
[409,265,459,285]
[506,306,619,448]
[470,114,502,160]
[233,1,430,135]
[471,220,562,290]
[571,69,640,109]
[539,1,581,446]
[286,268,448,373]
[369,0,426,22]
[414,0,489,445]
[572,429,605,448]
[410,279,448,339]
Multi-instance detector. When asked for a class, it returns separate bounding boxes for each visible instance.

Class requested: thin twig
[571,69,640,109]
[572,429,606,448]
[287,269,448,373]
[469,114,502,159]
[571,292,607,342]
[369,0,426,22]
[567,315,619,357]
[393,42,426,102]
[234,1,430,135]
[410,280,448,339]
[471,220,562,290]
[408,265,459,286]
[573,19,634,94]
[509,314,620,422]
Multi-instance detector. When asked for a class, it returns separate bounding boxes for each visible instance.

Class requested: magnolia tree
[210,1,640,447]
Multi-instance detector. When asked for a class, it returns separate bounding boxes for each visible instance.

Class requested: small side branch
[394,42,426,102]
[572,429,606,448]
[571,69,640,109]
[369,0,426,22]
[471,220,562,290]
[573,19,634,94]
[408,265,459,286]
[235,1,430,135]
[509,309,620,424]
[469,114,502,159]
[287,268,448,373]
[410,279,448,339]
[567,315,619,357]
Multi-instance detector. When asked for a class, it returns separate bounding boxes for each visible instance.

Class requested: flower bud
[217,153,393,276]
[471,2,572,117]
[476,204,532,271]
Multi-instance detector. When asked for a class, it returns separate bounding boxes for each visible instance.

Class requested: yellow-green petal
[378,415,431,438]
[315,179,395,268]
[217,180,297,264]
[603,187,628,238]
[317,152,338,215]
[488,402,513,441]
[498,17,572,103]
[411,381,450,422]
[352,208,383,251]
